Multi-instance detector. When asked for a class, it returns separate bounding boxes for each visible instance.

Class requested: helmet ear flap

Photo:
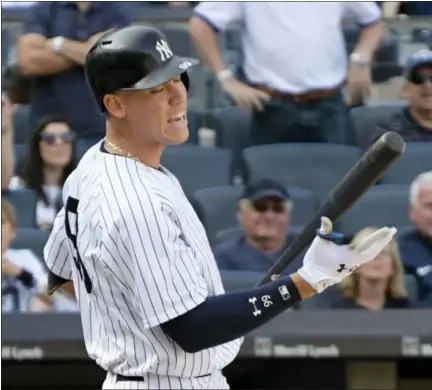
[181,72,190,91]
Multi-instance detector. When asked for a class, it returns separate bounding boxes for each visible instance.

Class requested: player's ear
[104,93,126,119]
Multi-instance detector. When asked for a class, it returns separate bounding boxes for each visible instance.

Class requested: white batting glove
[297,217,397,293]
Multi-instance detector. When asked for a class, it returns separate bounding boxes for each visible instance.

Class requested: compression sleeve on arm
[161,276,302,353]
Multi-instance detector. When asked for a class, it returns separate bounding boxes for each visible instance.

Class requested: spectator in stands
[329,227,411,310]
[398,172,432,304]
[189,2,385,145]
[382,2,432,17]
[2,199,78,312]
[2,199,52,312]
[9,115,77,230]
[369,49,432,146]
[213,179,302,274]
[1,93,15,190]
[17,2,131,149]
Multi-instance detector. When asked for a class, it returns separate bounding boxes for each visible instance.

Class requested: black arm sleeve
[161,276,302,353]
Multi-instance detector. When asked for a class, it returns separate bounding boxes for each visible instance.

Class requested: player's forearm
[188,16,230,76]
[161,273,315,353]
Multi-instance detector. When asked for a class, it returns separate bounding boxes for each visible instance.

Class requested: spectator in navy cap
[212,179,303,274]
[369,49,432,147]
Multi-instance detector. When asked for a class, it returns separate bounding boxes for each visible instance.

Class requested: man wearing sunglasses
[370,49,432,146]
[214,179,303,275]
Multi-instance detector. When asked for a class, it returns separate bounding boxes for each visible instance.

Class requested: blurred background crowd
[1,1,432,319]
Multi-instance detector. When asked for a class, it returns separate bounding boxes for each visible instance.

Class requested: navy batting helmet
[84,25,199,113]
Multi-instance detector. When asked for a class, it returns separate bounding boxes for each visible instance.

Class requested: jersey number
[65,196,92,293]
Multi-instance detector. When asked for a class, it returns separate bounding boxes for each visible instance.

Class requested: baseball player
[44,25,397,390]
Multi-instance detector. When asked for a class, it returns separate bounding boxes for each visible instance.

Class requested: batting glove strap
[297,263,346,293]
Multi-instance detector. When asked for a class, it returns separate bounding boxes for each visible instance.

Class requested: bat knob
[319,217,333,235]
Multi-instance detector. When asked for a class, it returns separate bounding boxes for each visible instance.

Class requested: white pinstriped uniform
[44,142,242,389]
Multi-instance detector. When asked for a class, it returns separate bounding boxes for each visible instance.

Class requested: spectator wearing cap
[398,172,432,305]
[17,2,131,149]
[213,179,302,274]
[189,2,385,145]
[369,49,432,147]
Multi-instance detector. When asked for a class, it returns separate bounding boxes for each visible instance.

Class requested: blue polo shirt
[213,234,304,275]
[22,2,131,138]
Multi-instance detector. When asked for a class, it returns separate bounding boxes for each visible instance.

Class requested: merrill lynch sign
[253,338,340,358]
[401,336,432,357]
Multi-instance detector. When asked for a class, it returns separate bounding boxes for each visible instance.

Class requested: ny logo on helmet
[156,39,173,61]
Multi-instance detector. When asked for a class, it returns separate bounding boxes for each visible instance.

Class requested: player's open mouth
[167,112,186,124]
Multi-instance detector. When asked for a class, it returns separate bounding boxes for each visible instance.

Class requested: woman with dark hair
[9,114,77,229]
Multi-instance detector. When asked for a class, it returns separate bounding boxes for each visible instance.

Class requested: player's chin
[162,125,189,145]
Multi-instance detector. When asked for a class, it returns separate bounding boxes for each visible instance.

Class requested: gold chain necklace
[104,137,142,163]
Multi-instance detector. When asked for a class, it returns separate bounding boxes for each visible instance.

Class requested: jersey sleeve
[193,1,244,32]
[343,2,382,27]
[44,207,73,282]
[110,186,208,329]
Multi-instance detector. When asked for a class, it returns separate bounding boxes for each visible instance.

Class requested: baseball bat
[255,131,406,287]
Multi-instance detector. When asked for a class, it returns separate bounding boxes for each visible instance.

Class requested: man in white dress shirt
[189,2,386,145]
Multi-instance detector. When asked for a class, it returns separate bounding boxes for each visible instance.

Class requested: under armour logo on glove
[337,264,358,273]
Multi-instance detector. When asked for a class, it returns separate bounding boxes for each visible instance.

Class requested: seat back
[2,188,37,228]
[242,143,360,201]
[381,142,432,185]
[10,228,50,262]
[161,145,232,195]
[339,185,411,236]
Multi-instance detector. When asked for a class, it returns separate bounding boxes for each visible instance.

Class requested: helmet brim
[120,55,200,91]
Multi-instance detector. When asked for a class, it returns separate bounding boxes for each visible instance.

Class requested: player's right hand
[220,77,271,111]
[297,217,397,293]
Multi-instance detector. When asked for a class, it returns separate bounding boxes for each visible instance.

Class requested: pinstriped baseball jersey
[44,142,242,389]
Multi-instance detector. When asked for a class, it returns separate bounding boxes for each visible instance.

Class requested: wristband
[51,36,65,54]
[17,269,36,289]
[350,52,371,65]
[217,68,234,82]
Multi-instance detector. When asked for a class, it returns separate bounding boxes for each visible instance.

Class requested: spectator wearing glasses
[9,115,77,229]
[369,49,432,147]
[213,179,302,274]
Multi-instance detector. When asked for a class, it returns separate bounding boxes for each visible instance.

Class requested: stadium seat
[10,228,50,263]
[242,143,360,201]
[2,188,37,228]
[193,185,243,242]
[204,107,252,175]
[159,27,196,58]
[13,143,28,174]
[339,185,412,236]
[381,142,432,185]
[1,28,10,70]
[193,185,317,243]
[161,145,232,195]
[349,103,407,150]
[13,105,31,145]
[214,225,304,245]
[219,270,262,292]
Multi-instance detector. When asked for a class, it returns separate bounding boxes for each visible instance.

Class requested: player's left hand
[297,217,397,293]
